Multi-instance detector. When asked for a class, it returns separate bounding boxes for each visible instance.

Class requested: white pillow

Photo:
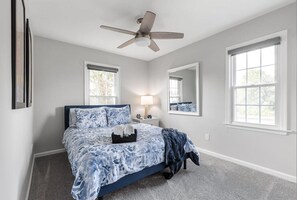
[69,108,77,127]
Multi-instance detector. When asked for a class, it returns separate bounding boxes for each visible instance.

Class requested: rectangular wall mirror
[168,62,200,116]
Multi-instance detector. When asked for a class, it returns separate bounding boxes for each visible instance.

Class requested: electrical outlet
[204,133,210,141]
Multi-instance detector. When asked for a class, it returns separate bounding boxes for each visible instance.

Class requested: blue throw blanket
[162,128,200,179]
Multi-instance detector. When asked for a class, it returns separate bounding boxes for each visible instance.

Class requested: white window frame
[84,61,120,105]
[169,76,183,103]
[225,30,292,135]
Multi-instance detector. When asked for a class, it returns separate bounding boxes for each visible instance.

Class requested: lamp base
[144,105,148,119]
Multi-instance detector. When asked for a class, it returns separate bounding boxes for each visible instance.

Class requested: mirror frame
[167,62,200,116]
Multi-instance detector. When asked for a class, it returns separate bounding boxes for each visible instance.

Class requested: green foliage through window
[232,45,276,125]
[88,70,117,105]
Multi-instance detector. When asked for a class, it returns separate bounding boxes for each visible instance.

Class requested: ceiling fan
[100,11,184,52]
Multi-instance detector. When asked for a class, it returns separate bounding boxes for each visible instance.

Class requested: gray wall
[148,4,296,176]
[33,36,149,153]
[0,0,34,199]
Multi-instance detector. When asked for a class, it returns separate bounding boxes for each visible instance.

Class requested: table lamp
[141,95,153,119]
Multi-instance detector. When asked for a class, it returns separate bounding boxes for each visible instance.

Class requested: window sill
[225,123,295,136]
[168,111,200,116]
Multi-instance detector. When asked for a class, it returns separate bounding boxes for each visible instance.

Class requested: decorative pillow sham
[177,103,196,112]
[75,108,107,129]
[190,104,197,112]
[106,105,131,127]
[170,105,178,111]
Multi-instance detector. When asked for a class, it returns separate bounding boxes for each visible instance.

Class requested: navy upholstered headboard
[169,102,192,106]
[64,104,131,130]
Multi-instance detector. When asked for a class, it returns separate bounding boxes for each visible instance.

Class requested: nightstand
[132,117,159,127]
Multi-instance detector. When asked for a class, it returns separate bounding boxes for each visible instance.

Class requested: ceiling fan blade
[148,40,160,52]
[150,32,184,39]
[139,11,156,33]
[117,38,135,48]
[100,25,136,36]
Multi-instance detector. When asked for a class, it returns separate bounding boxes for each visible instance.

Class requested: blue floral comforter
[63,123,199,200]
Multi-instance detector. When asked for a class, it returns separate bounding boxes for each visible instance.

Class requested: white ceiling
[29,0,295,61]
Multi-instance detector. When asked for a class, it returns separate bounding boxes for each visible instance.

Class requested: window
[226,31,288,134]
[169,76,183,103]
[85,62,120,105]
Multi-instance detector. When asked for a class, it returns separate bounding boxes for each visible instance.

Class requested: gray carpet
[28,153,296,200]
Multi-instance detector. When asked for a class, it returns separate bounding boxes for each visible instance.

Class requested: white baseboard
[197,147,296,183]
[25,145,35,200]
[25,155,34,200]
[34,148,66,158]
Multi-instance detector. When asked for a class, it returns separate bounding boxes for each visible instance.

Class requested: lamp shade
[141,96,153,105]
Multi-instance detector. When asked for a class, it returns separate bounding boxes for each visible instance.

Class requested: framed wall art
[11,0,26,109]
[26,19,32,107]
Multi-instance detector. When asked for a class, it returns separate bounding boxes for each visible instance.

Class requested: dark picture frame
[26,19,32,107]
[11,0,26,109]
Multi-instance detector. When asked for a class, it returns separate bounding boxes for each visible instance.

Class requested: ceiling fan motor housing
[137,18,143,24]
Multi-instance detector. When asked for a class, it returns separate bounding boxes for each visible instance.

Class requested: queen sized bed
[63,104,199,200]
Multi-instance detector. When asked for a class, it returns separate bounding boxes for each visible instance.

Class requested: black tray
[112,129,137,144]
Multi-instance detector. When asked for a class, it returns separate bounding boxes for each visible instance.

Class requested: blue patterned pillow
[75,108,107,129]
[106,106,131,127]
[178,103,196,112]
[178,104,189,112]
[190,104,197,112]
[170,105,178,111]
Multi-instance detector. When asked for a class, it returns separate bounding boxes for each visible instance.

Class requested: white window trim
[84,61,120,105]
[225,30,293,135]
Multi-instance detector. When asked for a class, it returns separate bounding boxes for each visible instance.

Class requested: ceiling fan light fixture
[100,11,184,52]
[135,36,151,47]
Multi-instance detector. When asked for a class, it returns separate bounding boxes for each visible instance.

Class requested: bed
[63,104,199,200]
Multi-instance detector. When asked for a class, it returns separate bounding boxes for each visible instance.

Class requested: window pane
[261,106,275,125]
[90,97,98,105]
[234,106,246,122]
[235,53,246,70]
[105,73,115,96]
[170,97,180,103]
[89,70,100,96]
[230,43,279,127]
[247,49,260,68]
[90,96,116,105]
[89,70,115,96]
[98,71,106,96]
[234,88,245,105]
[247,106,259,123]
[261,65,275,83]
[170,80,178,96]
[169,79,182,101]
[247,68,260,84]
[88,69,118,106]
[261,86,275,105]
[261,46,275,66]
[235,70,246,86]
[247,87,259,105]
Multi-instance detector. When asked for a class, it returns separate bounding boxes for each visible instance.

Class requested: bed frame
[169,101,192,106]
[64,104,188,200]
